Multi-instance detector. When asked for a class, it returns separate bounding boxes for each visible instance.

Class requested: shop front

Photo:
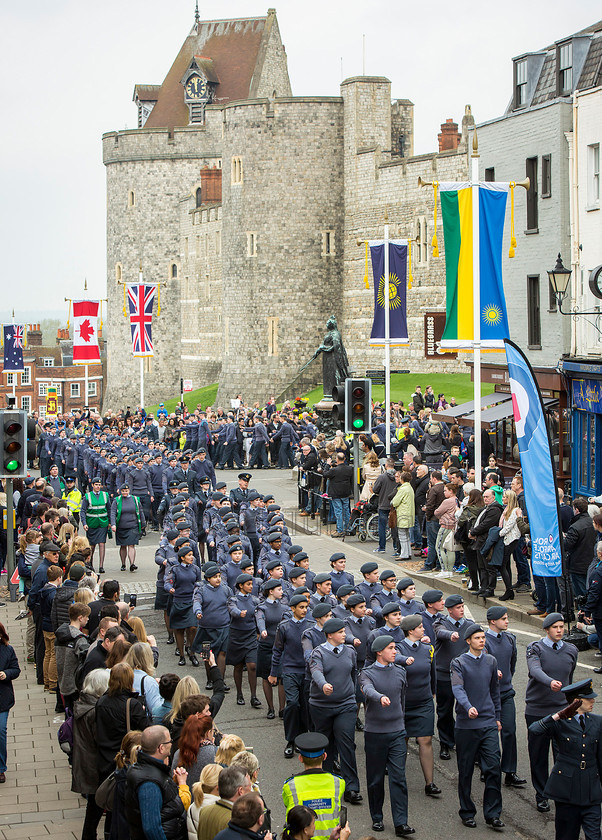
[560,360,602,498]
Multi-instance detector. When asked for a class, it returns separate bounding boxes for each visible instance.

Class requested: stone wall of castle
[341,78,471,385]
[215,97,345,405]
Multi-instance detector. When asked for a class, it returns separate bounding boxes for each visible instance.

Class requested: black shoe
[440,747,451,760]
[480,771,485,783]
[250,696,262,708]
[223,684,231,693]
[121,564,126,571]
[278,709,284,718]
[475,588,487,596]
[485,818,505,830]
[236,695,245,705]
[205,681,213,690]
[425,782,441,796]
[266,708,275,719]
[355,717,364,731]
[499,590,514,601]
[98,567,105,575]
[371,822,384,832]
[178,656,186,666]
[166,635,175,645]
[343,791,363,804]
[189,654,200,667]
[593,667,602,674]
[284,742,295,759]
[461,818,477,828]
[504,772,526,787]
[175,647,181,656]
[536,800,550,813]
[395,826,415,837]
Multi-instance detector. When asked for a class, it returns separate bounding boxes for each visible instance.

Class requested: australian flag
[127,284,156,357]
[3,325,25,372]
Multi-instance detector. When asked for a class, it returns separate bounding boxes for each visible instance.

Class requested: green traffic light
[353,418,365,429]
[5,459,20,472]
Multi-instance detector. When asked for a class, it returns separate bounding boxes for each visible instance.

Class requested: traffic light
[331,384,346,431]
[27,417,37,464]
[0,410,27,478]
[345,378,372,433]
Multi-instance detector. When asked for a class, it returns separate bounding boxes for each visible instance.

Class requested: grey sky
[2,1,599,314]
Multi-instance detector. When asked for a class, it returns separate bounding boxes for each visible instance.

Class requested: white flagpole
[139,265,145,410]
[384,220,391,457]
[11,309,16,401]
[83,279,89,410]
[472,132,482,489]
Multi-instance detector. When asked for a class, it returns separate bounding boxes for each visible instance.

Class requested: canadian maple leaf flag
[72,300,101,364]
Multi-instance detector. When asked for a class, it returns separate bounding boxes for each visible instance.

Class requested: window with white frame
[5,373,14,385]
[231,157,243,184]
[42,358,54,367]
[515,59,528,108]
[21,367,31,385]
[71,382,80,398]
[87,382,97,396]
[39,382,48,397]
[39,405,46,418]
[21,396,31,412]
[588,144,600,207]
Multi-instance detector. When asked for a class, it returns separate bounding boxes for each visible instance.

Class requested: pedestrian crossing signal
[0,410,27,478]
[344,378,372,434]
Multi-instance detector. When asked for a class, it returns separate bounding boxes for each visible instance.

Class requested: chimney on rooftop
[438,118,462,152]
[27,324,42,346]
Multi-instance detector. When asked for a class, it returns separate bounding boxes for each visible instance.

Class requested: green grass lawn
[146,383,218,416]
[301,372,489,409]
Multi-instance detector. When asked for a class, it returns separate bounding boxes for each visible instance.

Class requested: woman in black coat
[95,663,149,780]
[0,621,20,783]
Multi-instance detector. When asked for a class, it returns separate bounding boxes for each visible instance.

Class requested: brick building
[0,325,105,415]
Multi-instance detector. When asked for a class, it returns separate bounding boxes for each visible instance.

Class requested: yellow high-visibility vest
[282,769,344,839]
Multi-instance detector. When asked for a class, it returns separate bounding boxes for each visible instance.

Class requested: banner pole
[140,357,145,410]
[11,310,16,401]
[471,133,482,489]
[85,364,89,410]
[384,221,391,458]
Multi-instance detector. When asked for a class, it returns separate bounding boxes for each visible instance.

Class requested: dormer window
[515,59,528,108]
[181,57,218,126]
[557,41,573,94]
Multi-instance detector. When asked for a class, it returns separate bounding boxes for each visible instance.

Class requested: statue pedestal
[314,398,341,438]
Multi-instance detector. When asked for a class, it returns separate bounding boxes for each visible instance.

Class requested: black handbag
[563,629,591,651]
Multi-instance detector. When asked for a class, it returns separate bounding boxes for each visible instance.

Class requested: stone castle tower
[103,9,470,410]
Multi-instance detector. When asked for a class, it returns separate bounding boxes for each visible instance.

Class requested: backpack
[58,708,74,755]
[72,635,90,692]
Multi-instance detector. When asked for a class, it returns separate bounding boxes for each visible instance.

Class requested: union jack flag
[127,284,156,357]
[12,326,24,349]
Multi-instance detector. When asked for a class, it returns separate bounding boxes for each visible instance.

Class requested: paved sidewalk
[0,597,86,840]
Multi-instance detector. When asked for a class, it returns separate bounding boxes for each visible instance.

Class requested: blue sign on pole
[505,340,563,577]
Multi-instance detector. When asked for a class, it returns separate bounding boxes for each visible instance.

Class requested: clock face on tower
[185,75,207,100]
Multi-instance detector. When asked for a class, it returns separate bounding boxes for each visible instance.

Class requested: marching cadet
[329,553,355,594]
[282,733,345,837]
[154,528,179,644]
[366,603,406,663]
[192,562,232,685]
[230,472,253,514]
[241,490,263,570]
[290,552,316,591]
[270,594,315,759]
[263,559,294,602]
[309,573,337,610]
[288,566,310,592]
[343,593,376,731]
[333,585,356,620]
[359,636,414,837]
[529,678,602,840]
[396,578,423,617]
[433,594,469,760]
[370,570,399,626]
[484,605,526,788]
[256,578,289,719]
[399,614,440,797]
[525,611,579,812]
[451,623,504,830]
[356,562,382,614]
[221,544,249,589]
[302,604,333,708]
[309,618,363,804]
[227,573,261,708]
[418,589,445,643]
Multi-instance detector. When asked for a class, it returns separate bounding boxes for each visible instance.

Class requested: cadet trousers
[436,679,455,748]
[364,730,408,827]
[310,701,360,792]
[221,441,243,469]
[455,726,502,821]
[525,713,559,803]
[554,803,601,840]
[249,442,269,468]
[282,672,309,745]
[278,441,295,468]
[499,689,518,774]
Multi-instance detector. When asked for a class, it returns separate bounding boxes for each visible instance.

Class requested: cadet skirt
[226,628,258,665]
[154,581,169,611]
[170,599,196,629]
[193,625,230,655]
[87,525,109,545]
[405,697,435,738]
[115,526,140,547]
[256,640,277,680]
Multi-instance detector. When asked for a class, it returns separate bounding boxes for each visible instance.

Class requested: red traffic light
[5,422,22,435]
[352,387,365,399]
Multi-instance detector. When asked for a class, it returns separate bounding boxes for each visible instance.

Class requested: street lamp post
[548,253,602,336]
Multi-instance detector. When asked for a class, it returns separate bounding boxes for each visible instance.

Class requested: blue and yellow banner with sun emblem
[368,240,409,346]
[438,182,510,349]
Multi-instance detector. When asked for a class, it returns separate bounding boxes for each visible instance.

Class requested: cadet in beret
[396,578,422,617]
[154,528,180,643]
[308,618,363,805]
[484,606,526,789]
[529,678,602,840]
[164,546,203,668]
[433,594,468,760]
[302,604,334,694]
[333,584,356,620]
[192,563,233,681]
[264,559,294,602]
[400,614,439,797]
[366,603,406,665]
[418,589,445,644]
[256,579,290,719]
[451,623,503,830]
[329,553,355,594]
[270,594,314,758]
[344,593,376,731]
[359,635,414,836]
[370,570,399,627]
[309,573,337,610]
[227,574,261,707]
[290,552,316,592]
[525,611,579,813]
[356,562,382,614]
